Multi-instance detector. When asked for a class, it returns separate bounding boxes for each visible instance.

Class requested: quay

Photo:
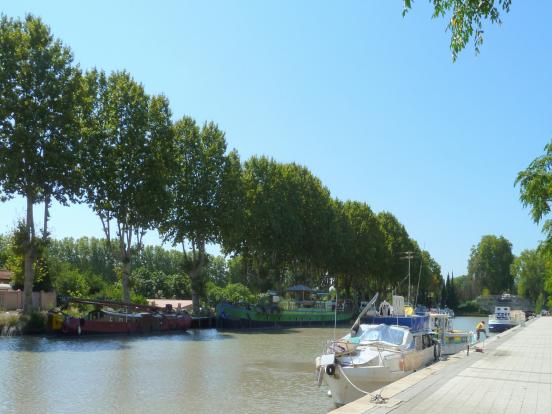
[332,317,552,413]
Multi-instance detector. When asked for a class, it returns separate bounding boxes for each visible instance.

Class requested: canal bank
[332,316,549,413]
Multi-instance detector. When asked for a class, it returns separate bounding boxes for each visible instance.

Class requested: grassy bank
[0,311,48,335]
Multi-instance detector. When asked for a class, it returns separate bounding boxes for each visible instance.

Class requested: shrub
[21,311,47,334]
[205,281,255,305]
[53,264,90,297]
[457,300,486,315]
[0,313,20,329]
[91,282,147,305]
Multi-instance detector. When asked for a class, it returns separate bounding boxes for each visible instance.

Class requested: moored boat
[316,294,438,407]
[216,285,354,329]
[429,312,473,355]
[49,298,192,335]
[488,306,525,332]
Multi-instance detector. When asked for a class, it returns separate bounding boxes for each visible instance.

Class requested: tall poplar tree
[0,15,83,312]
[82,70,174,303]
[161,117,241,314]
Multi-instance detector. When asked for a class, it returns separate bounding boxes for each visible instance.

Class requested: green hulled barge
[215,284,354,329]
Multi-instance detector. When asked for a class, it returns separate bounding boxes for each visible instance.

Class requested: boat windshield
[357,324,407,346]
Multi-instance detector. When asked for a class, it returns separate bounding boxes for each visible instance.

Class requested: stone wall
[476,295,534,313]
[0,290,56,311]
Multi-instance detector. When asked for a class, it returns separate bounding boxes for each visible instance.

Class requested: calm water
[0,317,489,414]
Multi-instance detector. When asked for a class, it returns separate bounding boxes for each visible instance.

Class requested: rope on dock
[337,365,389,404]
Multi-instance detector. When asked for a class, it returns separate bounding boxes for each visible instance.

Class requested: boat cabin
[494,306,511,320]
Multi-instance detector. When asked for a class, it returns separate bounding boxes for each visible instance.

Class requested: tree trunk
[119,230,132,304]
[42,193,50,241]
[23,195,36,314]
[189,240,206,315]
[122,256,131,304]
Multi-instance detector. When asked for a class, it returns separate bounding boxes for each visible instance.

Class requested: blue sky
[0,1,550,276]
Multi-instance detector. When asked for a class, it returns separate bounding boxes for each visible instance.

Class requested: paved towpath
[332,316,552,414]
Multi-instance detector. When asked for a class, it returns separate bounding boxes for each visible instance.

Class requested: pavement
[332,316,552,414]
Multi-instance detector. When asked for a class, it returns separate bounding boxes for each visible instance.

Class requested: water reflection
[0,318,485,414]
[0,328,337,414]
[0,330,236,355]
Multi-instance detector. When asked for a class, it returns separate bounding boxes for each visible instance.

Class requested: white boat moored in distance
[488,306,525,332]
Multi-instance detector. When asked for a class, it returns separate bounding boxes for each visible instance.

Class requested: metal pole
[401,251,415,305]
[407,257,411,305]
[334,282,337,340]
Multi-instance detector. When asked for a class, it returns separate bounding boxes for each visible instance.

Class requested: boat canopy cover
[354,324,411,348]
[286,284,314,292]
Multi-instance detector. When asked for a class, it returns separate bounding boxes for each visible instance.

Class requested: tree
[453,274,477,302]
[340,201,386,296]
[161,117,240,314]
[236,156,339,292]
[377,212,415,293]
[516,142,552,247]
[48,237,117,282]
[511,249,546,303]
[446,272,459,310]
[82,70,174,303]
[416,249,443,307]
[7,220,53,291]
[0,234,9,268]
[403,0,512,61]
[0,15,83,312]
[467,235,514,294]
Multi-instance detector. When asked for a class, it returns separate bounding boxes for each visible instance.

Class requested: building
[0,269,13,286]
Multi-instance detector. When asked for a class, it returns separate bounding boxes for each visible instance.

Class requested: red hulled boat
[49,298,192,335]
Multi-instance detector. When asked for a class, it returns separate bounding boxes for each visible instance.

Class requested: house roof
[147,299,192,309]
[0,269,12,282]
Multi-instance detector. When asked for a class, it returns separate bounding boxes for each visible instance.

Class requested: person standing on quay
[476,320,486,340]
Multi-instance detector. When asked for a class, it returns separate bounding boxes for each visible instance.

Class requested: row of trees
[445,139,552,312]
[514,142,552,310]
[0,15,445,313]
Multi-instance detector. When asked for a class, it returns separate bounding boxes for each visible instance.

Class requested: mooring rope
[336,364,389,404]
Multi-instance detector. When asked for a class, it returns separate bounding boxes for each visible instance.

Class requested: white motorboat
[316,323,436,406]
[488,306,525,332]
[316,294,437,407]
[429,312,473,355]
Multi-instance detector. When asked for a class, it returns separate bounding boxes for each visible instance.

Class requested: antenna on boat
[400,251,415,304]
[414,256,422,308]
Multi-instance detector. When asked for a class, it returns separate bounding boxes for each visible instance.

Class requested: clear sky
[0,1,550,276]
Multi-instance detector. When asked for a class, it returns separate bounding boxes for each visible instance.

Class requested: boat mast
[401,251,415,305]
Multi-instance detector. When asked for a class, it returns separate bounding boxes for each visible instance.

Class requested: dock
[332,316,552,413]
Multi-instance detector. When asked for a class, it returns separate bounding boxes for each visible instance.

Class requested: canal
[0,317,489,414]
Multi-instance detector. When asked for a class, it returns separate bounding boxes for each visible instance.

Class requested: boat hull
[488,320,517,332]
[323,346,435,406]
[60,313,192,335]
[441,332,473,355]
[216,302,354,329]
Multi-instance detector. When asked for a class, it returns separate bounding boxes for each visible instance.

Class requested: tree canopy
[511,249,547,304]
[82,70,174,303]
[0,14,83,312]
[0,13,449,311]
[404,0,512,61]
[467,235,514,294]
[516,142,552,247]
